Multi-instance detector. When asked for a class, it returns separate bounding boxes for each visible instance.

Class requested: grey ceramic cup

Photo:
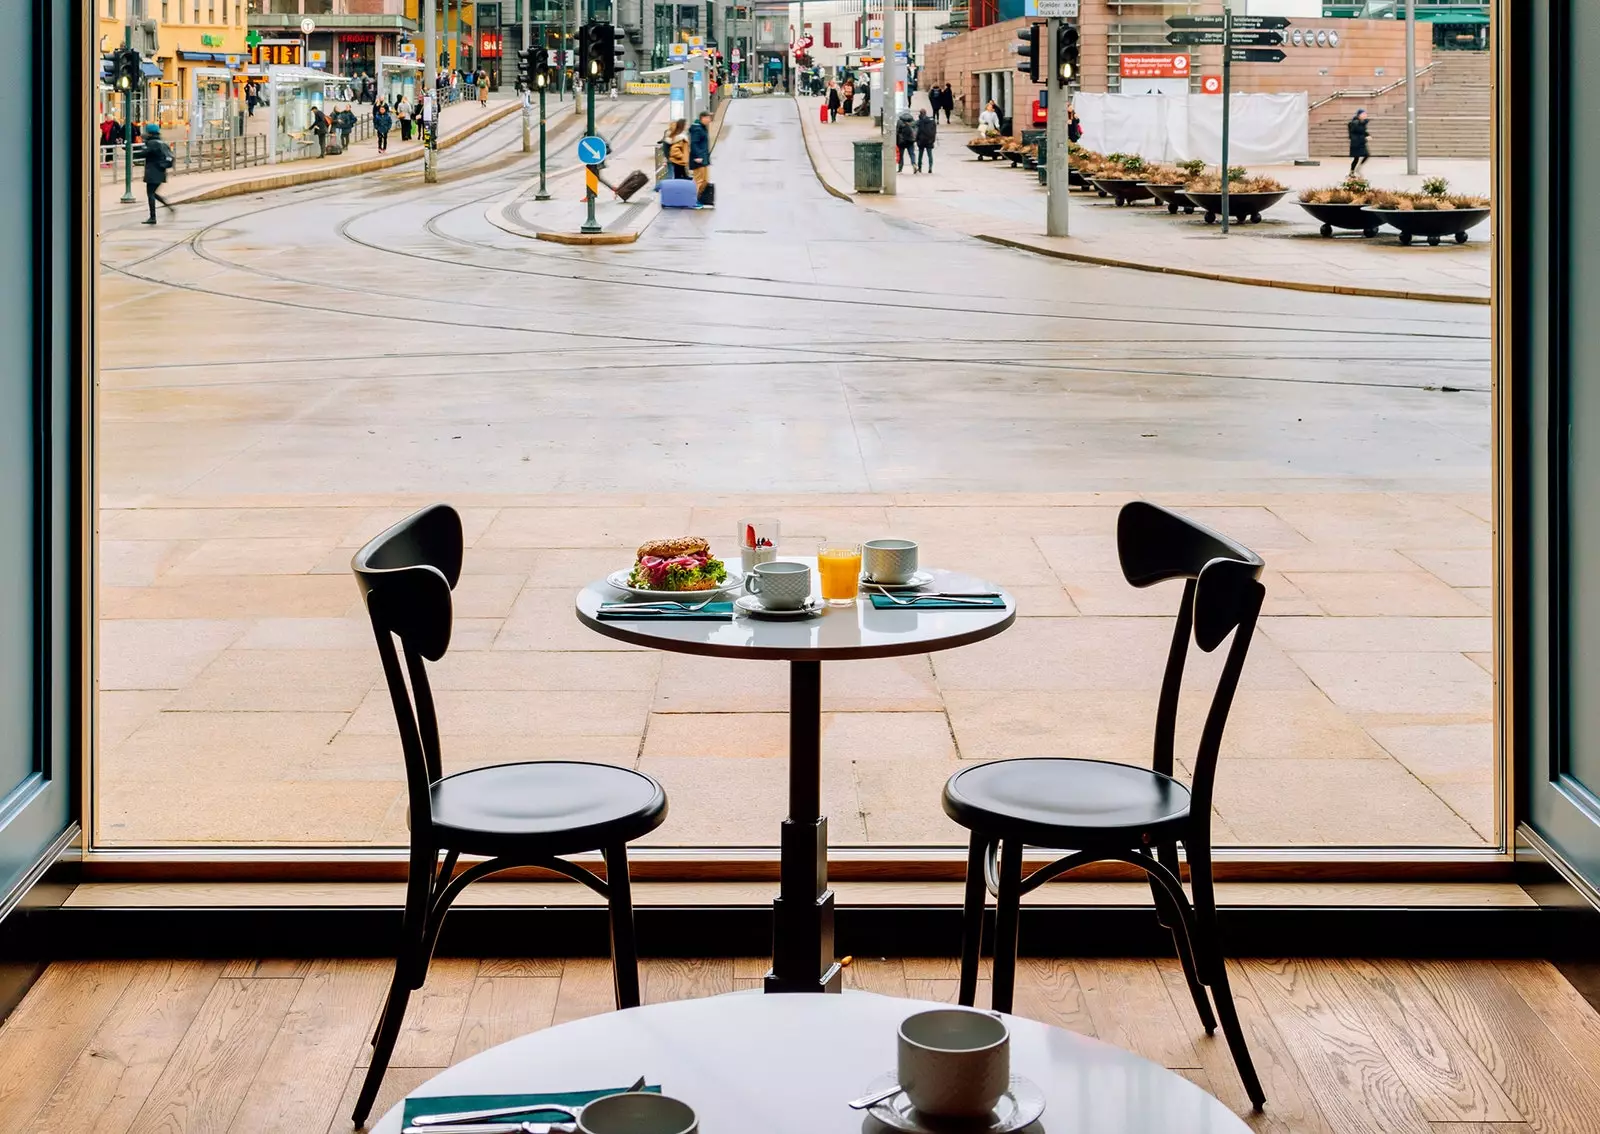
[577,1093,698,1134]
[743,560,812,610]
[862,539,919,585]
[897,1008,1010,1120]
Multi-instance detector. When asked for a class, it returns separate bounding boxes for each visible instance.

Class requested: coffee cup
[897,1008,1010,1120]
[863,539,919,585]
[577,1093,697,1134]
[744,560,811,611]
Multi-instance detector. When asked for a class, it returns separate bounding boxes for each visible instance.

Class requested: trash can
[853,139,884,193]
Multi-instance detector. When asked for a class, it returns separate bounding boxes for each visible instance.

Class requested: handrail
[1309,61,1436,111]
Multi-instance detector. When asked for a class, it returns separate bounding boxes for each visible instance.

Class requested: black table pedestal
[765,660,842,993]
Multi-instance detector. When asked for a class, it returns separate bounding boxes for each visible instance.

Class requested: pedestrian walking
[979,99,1001,136]
[664,119,690,179]
[826,83,841,123]
[1348,108,1370,174]
[396,97,412,142]
[373,100,393,153]
[895,108,916,173]
[139,122,175,225]
[941,82,954,123]
[689,109,714,206]
[914,107,936,173]
[477,69,489,106]
[1066,105,1083,144]
[310,105,330,157]
[334,104,356,151]
[245,81,260,117]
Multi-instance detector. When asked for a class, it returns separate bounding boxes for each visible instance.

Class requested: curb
[173,100,523,205]
[973,233,1492,306]
[536,230,638,245]
[793,96,854,203]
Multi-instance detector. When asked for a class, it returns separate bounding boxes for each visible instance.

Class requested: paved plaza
[96,96,1493,850]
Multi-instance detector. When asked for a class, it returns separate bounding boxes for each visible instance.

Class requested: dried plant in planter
[1176,158,1207,179]
[1094,153,1149,180]
[1187,173,1286,194]
[1141,164,1186,184]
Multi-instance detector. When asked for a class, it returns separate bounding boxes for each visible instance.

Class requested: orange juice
[817,544,862,605]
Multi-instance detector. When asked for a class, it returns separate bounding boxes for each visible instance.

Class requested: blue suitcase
[660,178,700,208]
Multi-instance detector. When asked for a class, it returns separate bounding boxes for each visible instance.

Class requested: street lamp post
[120,26,136,204]
[424,0,438,182]
[522,0,533,152]
[581,1,600,234]
[1405,0,1418,176]
[880,0,897,195]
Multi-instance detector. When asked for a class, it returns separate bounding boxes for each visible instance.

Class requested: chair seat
[943,758,1191,847]
[431,761,667,858]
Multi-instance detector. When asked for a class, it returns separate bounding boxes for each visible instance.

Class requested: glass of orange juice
[817,541,862,606]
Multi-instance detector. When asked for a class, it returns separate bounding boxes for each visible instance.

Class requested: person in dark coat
[334,104,357,151]
[914,108,937,173]
[940,82,954,123]
[895,108,916,173]
[310,105,330,156]
[372,101,393,153]
[826,83,841,123]
[139,123,175,225]
[689,109,714,204]
[1348,108,1370,174]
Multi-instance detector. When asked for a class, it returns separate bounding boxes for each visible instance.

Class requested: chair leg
[957,833,989,1008]
[1188,840,1266,1110]
[1152,844,1216,1035]
[990,838,1024,1014]
[353,966,416,1127]
[604,843,642,1010]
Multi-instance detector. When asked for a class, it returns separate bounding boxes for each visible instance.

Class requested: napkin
[404,1085,662,1127]
[868,593,1006,611]
[597,603,735,621]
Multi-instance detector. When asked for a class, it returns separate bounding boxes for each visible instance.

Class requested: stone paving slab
[796,95,1491,304]
[94,492,1495,849]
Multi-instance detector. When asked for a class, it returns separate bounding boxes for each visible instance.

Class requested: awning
[99,59,164,79]
[1417,10,1488,23]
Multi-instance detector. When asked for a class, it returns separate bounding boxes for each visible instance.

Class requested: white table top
[575,561,1016,662]
[375,991,1249,1134]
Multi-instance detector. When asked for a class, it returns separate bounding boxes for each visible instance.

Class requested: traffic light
[577,22,616,82]
[530,45,550,89]
[612,31,626,81]
[1056,22,1080,85]
[113,47,143,92]
[516,45,532,90]
[1014,23,1041,84]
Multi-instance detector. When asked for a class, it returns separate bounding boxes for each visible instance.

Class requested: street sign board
[577,135,607,164]
[1166,29,1284,46]
[1120,53,1189,79]
[1200,73,1222,94]
[1230,48,1286,63]
[1166,14,1289,30]
[1034,0,1079,16]
[300,16,315,34]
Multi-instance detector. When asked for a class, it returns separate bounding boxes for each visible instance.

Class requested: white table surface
[575,561,1016,661]
[375,991,1249,1134]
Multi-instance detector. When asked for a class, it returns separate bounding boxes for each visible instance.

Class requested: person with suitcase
[827,83,841,123]
[689,110,714,208]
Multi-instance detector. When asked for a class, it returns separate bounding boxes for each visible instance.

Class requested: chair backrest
[1117,501,1265,826]
[351,504,463,837]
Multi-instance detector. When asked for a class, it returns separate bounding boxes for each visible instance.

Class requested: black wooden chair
[350,504,668,1127]
[941,500,1267,1110]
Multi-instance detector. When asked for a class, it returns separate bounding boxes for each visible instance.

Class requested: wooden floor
[2,956,1598,1133]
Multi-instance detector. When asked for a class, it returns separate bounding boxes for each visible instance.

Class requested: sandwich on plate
[627,536,729,591]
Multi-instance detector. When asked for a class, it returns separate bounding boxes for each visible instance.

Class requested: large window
[89,7,1502,862]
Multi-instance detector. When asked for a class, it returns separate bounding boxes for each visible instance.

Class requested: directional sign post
[577,134,608,164]
[1167,29,1283,47]
[1166,14,1288,30]
[1230,48,1286,63]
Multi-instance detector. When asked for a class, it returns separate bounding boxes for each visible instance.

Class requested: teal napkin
[404,1085,661,1127]
[597,603,734,621]
[868,593,1006,610]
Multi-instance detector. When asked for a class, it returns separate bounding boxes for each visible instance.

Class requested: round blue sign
[577,135,608,164]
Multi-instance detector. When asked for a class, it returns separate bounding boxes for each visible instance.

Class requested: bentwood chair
[941,501,1267,1110]
[350,505,668,1127]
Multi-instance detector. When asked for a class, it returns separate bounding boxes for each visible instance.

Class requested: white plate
[735,594,823,620]
[860,570,935,592]
[606,566,743,601]
[864,1072,1045,1133]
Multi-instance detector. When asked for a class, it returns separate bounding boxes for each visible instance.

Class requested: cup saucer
[860,570,935,592]
[735,594,823,620]
[861,1071,1045,1133]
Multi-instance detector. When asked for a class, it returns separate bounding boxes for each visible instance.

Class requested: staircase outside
[1309,51,1490,159]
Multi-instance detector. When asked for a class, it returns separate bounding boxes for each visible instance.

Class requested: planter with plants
[1142,158,1204,214]
[1296,176,1388,237]
[1361,177,1491,245]
[1001,139,1038,168]
[1067,144,1101,191]
[966,137,1005,161]
[1089,153,1158,205]
[1182,167,1289,224]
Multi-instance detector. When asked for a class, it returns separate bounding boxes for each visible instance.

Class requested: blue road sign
[577,135,607,164]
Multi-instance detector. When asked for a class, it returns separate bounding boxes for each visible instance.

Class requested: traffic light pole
[581,1,600,234]
[1044,16,1068,237]
[1219,2,1232,235]
[522,0,532,151]
[879,0,896,195]
[120,27,136,204]
[424,0,438,182]
[537,82,551,199]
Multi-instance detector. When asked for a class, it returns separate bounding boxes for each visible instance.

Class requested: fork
[600,597,719,612]
[873,586,997,607]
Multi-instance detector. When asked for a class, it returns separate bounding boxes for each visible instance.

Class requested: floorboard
[0,958,1594,1134]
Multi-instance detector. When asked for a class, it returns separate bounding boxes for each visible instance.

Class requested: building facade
[99,0,250,118]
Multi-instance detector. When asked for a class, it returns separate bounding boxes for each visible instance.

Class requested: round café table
[375,991,1250,1133]
[576,562,1015,993]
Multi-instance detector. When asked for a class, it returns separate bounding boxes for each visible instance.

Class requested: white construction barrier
[1073,92,1308,166]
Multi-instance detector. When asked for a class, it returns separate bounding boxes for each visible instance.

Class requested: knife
[410,1077,647,1129]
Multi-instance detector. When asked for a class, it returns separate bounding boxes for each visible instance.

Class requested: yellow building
[98,0,250,121]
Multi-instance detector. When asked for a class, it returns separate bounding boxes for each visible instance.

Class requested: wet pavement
[96,96,1494,850]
